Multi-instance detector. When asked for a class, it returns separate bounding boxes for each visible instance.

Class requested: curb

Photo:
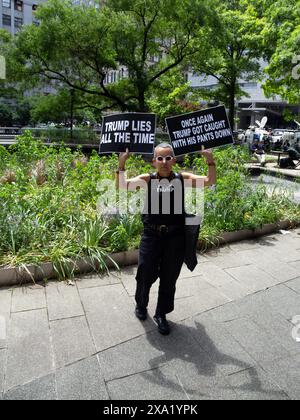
[0,250,139,288]
[0,221,298,287]
[246,164,300,181]
[197,220,296,249]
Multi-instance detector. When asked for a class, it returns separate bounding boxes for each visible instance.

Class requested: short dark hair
[154,143,175,158]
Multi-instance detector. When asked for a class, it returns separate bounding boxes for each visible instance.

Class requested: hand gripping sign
[99,113,156,155]
[166,105,234,157]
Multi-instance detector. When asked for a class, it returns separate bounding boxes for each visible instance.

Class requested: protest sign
[166,105,233,156]
[99,113,156,155]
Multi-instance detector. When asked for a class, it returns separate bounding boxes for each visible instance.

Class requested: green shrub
[0,135,299,279]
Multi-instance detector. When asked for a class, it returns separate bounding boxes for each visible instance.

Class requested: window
[2,14,11,26]
[14,16,23,29]
[14,0,23,11]
[32,4,38,11]
[2,0,11,8]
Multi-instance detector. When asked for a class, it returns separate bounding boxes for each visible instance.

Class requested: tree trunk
[138,91,148,113]
[228,81,236,131]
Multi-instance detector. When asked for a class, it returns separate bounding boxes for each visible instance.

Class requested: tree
[262,0,300,105]
[0,29,32,126]
[0,30,21,103]
[147,69,201,127]
[9,0,209,113]
[0,102,13,126]
[30,89,99,125]
[190,0,267,129]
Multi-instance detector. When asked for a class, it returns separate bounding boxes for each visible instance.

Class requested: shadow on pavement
[141,320,285,400]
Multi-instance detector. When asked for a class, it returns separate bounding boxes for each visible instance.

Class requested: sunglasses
[155,155,174,162]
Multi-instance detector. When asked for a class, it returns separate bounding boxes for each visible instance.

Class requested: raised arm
[181,149,216,188]
[116,149,150,191]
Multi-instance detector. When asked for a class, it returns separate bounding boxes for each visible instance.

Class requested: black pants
[135,226,185,315]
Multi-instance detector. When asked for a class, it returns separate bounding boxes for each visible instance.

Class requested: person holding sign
[116,144,216,335]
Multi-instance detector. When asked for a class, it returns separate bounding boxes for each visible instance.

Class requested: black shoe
[153,314,170,335]
[135,306,148,321]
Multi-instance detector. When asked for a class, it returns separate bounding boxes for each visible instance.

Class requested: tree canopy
[8,0,209,114]
[1,0,299,127]
[190,0,267,128]
[262,0,300,105]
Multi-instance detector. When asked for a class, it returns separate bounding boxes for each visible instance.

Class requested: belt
[147,224,184,234]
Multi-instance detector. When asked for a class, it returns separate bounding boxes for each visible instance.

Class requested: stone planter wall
[0,221,297,287]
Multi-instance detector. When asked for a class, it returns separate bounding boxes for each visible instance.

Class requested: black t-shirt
[142,172,185,226]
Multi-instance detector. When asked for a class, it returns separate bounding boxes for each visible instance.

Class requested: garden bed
[0,133,299,285]
[0,220,298,287]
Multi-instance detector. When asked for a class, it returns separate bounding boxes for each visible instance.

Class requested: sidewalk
[0,229,300,400]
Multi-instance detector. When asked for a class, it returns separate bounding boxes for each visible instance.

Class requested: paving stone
[107,365,187,400]
[56,356,109,400]
[206,301,240,323]
[113,271,136,297]
[0,290,11,350]
[256,234,280,245]
[46,282,84,321]
[150,322,226,382]
[4,374,56,400]
[263,246,300,264]
[11,286,46,313]
[257,284,300,319]
[0,349,5,394]
[260,355,300,400]
[234,248,267,265]
[168,288,231,323]
[255,260,299,283]
[0,312,8,350]
[0,289,12,314]
[217,288,299,350]
[147,323,219,382]
[226,367,289,400]
[79,284,146,352]
[216,280,252,301]
[225,265,279,292]
[206,253,252,270]
[76,271,122,290]
[5,309,53,391]
[289,260,300,273]
[229,240,261,252]
[50,316,96,368]
[224,292,273,318]
[223,317,289,365]
[179,256,211,279]
[205,245,234,259]
[184,316,257,376]
[199,262,240,287]
[97,332,165,381]
[175,276,215,299]
[170,353,237,400]
[236,247,298,271]
[285,277,300,294]
[248,309,300,355]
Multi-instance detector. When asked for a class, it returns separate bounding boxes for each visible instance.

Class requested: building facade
[0,0,46,35]
[188,68,300,130]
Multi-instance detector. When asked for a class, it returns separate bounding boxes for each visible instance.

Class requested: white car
[271,129,296,142]
[271,129,285,144]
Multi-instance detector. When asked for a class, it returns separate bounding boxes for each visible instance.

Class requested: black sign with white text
[99,113,156,155]
[166,105,233,156]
